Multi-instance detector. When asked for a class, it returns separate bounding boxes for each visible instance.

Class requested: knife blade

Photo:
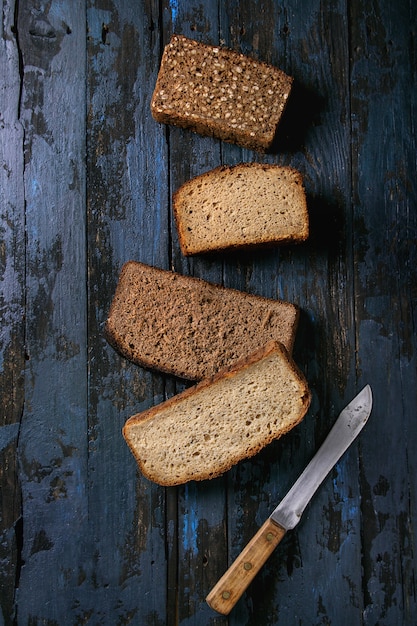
[206,385,373,615]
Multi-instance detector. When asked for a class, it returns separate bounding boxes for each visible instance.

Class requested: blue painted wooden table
[1,1,416,624]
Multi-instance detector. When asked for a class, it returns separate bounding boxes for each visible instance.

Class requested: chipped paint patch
[169,0,179,25]
[182,484,199,555]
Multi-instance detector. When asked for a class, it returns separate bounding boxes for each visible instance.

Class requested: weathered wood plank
[13,1,88,622]
[215,1,365,623]
[159,3,230,623]
[350,1,417,623]
[86,0,170,621]
[0,1,24,622]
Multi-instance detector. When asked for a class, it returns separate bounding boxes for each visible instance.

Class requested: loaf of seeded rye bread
[123,341,311,485]
[104,262,299,381]
[173,163,309,255]
[151,35,293,152]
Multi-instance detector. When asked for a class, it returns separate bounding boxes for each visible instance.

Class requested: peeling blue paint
[169,0,179,25]
[0,423,20,451]
[86,8,112,43]
[182,484,198,554]
[332,463,360,523]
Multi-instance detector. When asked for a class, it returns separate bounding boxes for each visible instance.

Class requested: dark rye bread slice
[104,261,299,381]
[122,341,312,486]
[173,163,309,255]
[151,34,293,152]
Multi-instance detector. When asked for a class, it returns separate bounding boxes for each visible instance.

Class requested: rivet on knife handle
[206,518,286,615]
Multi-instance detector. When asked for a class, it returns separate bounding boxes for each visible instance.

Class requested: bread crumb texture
[151,35,293,151]
[105,262,299,380]
[123,342,311,485]
[173,163,309,255]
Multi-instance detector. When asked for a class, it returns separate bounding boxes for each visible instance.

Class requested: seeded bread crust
[151,34,293,152]
[173,163,309,255]
[122,341,312,485]
[104,261,299,380]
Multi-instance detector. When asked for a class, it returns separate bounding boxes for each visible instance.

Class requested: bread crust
[123,341,312,485]
[172,163,309,255]
[151,35,293,152]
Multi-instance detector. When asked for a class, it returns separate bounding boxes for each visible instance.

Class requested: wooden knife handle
[206,518,286,615]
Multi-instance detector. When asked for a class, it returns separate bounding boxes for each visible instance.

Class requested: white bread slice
[173,163,309,255]
[123,341,311,486]
[104,262,299,381]
[151,35,293,152]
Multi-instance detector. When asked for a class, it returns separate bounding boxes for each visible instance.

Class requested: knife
[206,384,373,615]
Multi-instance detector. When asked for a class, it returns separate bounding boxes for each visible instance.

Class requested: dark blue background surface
[1,1,416,623]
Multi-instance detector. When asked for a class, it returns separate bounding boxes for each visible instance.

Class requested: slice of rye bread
[104,261,299,381]
[173,163,309,255]
[150,34,293,152]
[122,341,312,486]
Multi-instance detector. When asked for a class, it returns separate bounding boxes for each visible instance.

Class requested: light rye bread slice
[151,34,293,152]
[173,163,309,255]
[122,341,311,486]
[104,261,299,381]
